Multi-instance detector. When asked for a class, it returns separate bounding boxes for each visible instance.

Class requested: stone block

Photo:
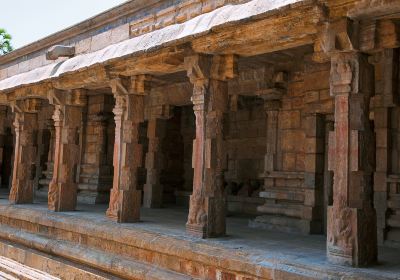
[90,30,112,52]
[304,172,324,189]
[376,129,388,148]
[374,172,387,192]
[282,153,296,171]
[281,130,305,152]
[18,60,30,74]
[75,37,91,54]
[111,24,129,44]
[303,70,330,91]
[0,68,7,80]
[296,153,305,171]
[304,91,319,104]
[305,154,324,173]
[280,111,301,129]
[304,137,324,154]
[376,148,388,172]
[291,97,304,109]
[319,89,331,101]
[374,108,389,128]
[287,81,304,97]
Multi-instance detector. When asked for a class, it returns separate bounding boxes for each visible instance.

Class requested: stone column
[303,113,325,233]
[370,49,398,244]
[0,106,7,187]
[262,100,280,188]
[9,99,41,204]
[48,89,86,211]
[143,117,167,208]
[185,54,235,238]
[327,51,377,266]
[106,76,149,223]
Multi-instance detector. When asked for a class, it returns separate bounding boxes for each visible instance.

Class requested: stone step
[259,188,305,202]
[0,239,121,280]
[0,224,195,280]
[0,256,60,280]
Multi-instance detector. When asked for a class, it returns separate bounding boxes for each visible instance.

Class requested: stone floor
[0,190,399,279]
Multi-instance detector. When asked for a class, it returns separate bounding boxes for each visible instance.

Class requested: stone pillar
[262,100,280,188]
[106,76,149,223]
[370,49,398,244]
[0,106,7,187]
[327,51,377,266]
[143,117,167,208]
[185,54,235,238]
[9,99,41,204]
[303,113,325,233]
[48,89,86,211]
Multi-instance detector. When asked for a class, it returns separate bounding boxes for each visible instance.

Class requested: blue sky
[2,0,127,49]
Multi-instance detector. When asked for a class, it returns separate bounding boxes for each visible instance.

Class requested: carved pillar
[9,99,41,204]
[48,89,86,211]
[327,52,377,266]
[185,54,235,238]
[106,76,149,223]
[143,115,168,208]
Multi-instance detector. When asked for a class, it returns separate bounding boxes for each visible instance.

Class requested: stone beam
[191,4,325,57]
[108,46,189,77]
[52,67,109,90]
[47,89,87,211]
[9,98,42,204]
[106,75,150,223]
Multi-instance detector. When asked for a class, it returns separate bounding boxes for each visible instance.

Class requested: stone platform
[0,197,399,280]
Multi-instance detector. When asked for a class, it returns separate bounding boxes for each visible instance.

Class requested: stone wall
[78,94,114,204]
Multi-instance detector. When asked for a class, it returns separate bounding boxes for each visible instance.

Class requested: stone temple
[0,0,399,279]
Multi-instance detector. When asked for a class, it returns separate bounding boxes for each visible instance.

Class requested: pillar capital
[184,53,238,84]
[313,17,400,63]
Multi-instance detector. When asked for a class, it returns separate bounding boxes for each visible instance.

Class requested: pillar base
[327,206,377,267]
[186,223,207,238]
[186,195,226,238]
[48,182,78,212]
[106,189,141,223]
[143,183,163,208]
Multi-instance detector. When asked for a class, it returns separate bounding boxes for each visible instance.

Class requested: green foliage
[0,28,13,55]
